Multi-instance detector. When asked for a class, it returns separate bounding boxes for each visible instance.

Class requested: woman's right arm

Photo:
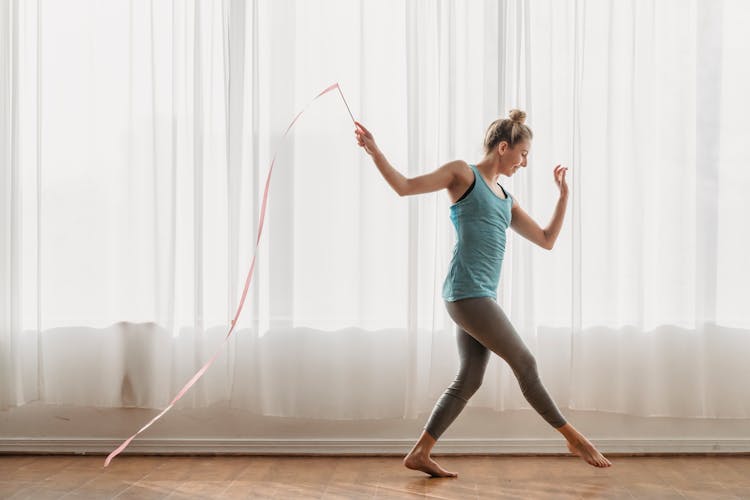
[354,121,458,197]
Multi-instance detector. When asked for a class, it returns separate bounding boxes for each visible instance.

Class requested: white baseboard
[1,438,749,455]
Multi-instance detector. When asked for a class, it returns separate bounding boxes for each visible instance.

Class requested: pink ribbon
[104,82,357,467]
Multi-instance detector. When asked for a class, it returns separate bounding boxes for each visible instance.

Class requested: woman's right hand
[354,121,379,157]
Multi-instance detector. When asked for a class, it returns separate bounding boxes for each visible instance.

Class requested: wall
[2,403,749,456]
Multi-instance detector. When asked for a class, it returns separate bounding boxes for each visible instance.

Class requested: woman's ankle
[556,422,583,443]
[412,430,437,455]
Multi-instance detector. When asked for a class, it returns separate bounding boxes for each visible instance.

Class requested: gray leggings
[423,297,567,440]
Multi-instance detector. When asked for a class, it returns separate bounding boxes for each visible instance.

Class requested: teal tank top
[442,164,513,302]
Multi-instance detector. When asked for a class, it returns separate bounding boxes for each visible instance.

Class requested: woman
[354,110,612,477]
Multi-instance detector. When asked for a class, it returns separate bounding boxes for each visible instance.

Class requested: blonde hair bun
[508,109,527,124]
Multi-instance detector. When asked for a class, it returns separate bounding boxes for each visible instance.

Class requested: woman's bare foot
[403,451,458,478]
[566,437,612,468]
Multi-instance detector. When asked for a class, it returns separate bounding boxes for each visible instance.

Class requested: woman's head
[483,109,533,154]
[482,109,533,174]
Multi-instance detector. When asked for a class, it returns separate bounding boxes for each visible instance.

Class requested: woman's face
[499,139,530,176]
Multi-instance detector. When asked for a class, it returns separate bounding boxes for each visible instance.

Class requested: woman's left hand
[554,164,569,199]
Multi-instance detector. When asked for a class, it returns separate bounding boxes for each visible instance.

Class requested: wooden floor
[1,454,749,499]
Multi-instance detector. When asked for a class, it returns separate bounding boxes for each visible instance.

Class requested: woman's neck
[475,157,502,182]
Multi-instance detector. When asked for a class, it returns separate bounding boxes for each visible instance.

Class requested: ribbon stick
[104,82,356,467]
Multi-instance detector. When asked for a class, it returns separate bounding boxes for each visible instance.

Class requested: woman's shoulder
[445,161,477,205]
[453,160,473,182]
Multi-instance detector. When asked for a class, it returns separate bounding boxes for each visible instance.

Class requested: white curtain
[2,0,749,420]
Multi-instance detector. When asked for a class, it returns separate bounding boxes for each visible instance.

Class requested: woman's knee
[463,370,484,397]
[513,351,539,378]
[449,364,486,400]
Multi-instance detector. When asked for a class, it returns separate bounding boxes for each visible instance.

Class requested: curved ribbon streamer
[104,82,357,467]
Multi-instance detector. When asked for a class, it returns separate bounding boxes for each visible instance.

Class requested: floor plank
[0,454,748,499]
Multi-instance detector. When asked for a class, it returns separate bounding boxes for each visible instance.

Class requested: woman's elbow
[541,232,554,250]
[397,179,411,197]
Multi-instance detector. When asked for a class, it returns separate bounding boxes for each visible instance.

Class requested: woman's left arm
[509,165,569,250]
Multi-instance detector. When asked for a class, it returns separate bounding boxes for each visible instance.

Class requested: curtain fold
[2,0,749,420]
